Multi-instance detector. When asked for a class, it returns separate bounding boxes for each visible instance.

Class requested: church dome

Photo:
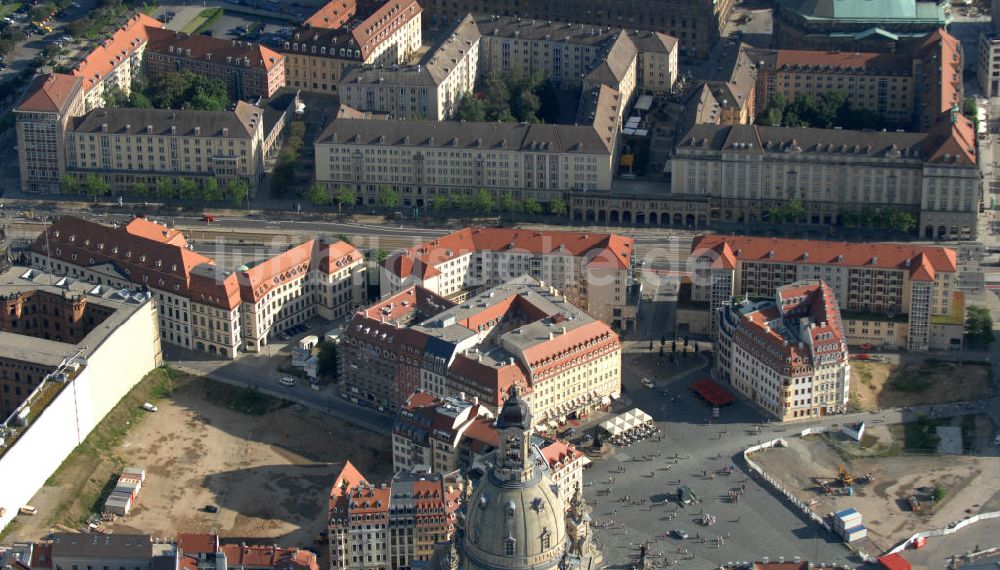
[462,469,566,570]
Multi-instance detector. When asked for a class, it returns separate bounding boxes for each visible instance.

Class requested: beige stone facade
[14,74,86,194]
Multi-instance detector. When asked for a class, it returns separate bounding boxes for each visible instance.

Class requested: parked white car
[141,402,158,412]
[279,377,296,387]
[641,377,655,389]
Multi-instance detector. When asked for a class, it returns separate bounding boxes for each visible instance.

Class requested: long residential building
[381,228,638,330]
[315,90,621,204]
[29,216,365,358]
[690,235,963,351]
[281,0,422,94]
[143,28,286,99]
[716,280,850,421]
[670,119,979,240]
[340,276,622,421]
[70,13,163,110]
[63,103,267,195]
[327,462,461,570]
[338,14,480,120]
[421,0,730,59]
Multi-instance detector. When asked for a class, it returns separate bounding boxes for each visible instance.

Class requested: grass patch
[0,519,22,543]
[860,433,879,449]
[900,415,949,453]
[887,361,945,394]
[847,389,863,413]
[42,366,185,527]
[182,6,223,34]
[201,379,287,416]
[0,3,21,17]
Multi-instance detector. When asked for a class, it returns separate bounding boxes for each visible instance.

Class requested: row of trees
[60,174,250,205]
[758,92,890,131]
[104,71,230,111]
[765,200,917,233]
[303,184,569,216]
[455,72,560,124]
[270,121,307,194]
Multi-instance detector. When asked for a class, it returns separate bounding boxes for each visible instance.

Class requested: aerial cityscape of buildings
[2,0,1000,567]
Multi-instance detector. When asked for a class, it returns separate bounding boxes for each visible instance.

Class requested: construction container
[843,524,867,543]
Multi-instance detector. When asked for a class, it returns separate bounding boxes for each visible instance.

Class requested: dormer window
[504,537,516,556]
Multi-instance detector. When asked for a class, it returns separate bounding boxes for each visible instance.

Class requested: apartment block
[14,74,86,194]
[392,391,498,474]
[716,281,850,421]
[341,276,621,422]
[381,228,638,330]
[338,14,480,120]
[143,29,286,99]
[421,0,731,59]
[63,102,266,195]
[70,13,163,110]
[282,0,422,94]
[327,463,461,570]
[691,235,962,351]
[30,216,365,358]
[314,101,619,205]
[671,120,979,240]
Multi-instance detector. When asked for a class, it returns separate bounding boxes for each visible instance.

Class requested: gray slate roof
[68,101,261,138]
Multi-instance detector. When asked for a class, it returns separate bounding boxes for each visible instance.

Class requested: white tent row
[599,408,654,437]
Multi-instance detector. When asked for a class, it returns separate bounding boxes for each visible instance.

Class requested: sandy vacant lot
[752,433,1000,553]
[851,359,991,411]
[6,374,392,547]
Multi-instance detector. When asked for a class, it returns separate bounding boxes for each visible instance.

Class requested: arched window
[504,537,516,556]
[505,501,516,518]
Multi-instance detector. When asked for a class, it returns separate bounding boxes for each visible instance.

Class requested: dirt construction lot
[4,371,392,546]
[752,433,1000,552]
[851,359,991,411]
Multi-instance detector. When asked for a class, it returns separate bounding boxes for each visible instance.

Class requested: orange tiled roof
[145,27,284,72]
[691,234,957,280]
[239,239,358,303]
[351,0,422,60]
[775,50,910,74]
[386,228,634,280]
[72,13,163,93]
[124,217,188,246]
[304,0,357,29]
[177,533,218,555]
[32,216,241,306]
[540,439,582,471]
[16,73,82,113]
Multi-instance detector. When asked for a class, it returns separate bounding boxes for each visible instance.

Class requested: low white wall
[886,510,1000,555]
[0,302,160,532]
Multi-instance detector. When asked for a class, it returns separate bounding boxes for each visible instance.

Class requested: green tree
[484,77,511,120]
[962,97,977,120]
[226,179,250,207]
[965,305,995,347]
[473,188,494,213]
[932,484,946,503]
[59,174,78,195]
[512,89,541,123]
[316,341,339,379]
[548,198,567,216]
[524,197,542,216]
[432,194,449,213]
[373,248,388,262]
[132,181,149,199]
[305,181,329,206]
[82,173,108,202]
[157,178,176,200]
[450,194,470,210]
[498,192,517,212]
[456,95,486,122]
[102,83,128,107]
[177,177,200,201]
[336,185,357,214]
[202,178,221,202]
[336,233,352,244]
[784,199,805,223]
[377,186,400,208]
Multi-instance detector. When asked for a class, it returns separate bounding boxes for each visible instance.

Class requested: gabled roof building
[716,280,850,421]
[691,235,962,351]
[340,276,621,422]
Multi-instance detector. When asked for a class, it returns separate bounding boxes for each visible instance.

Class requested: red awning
[690,378,735,406]
[878,553,911,570]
